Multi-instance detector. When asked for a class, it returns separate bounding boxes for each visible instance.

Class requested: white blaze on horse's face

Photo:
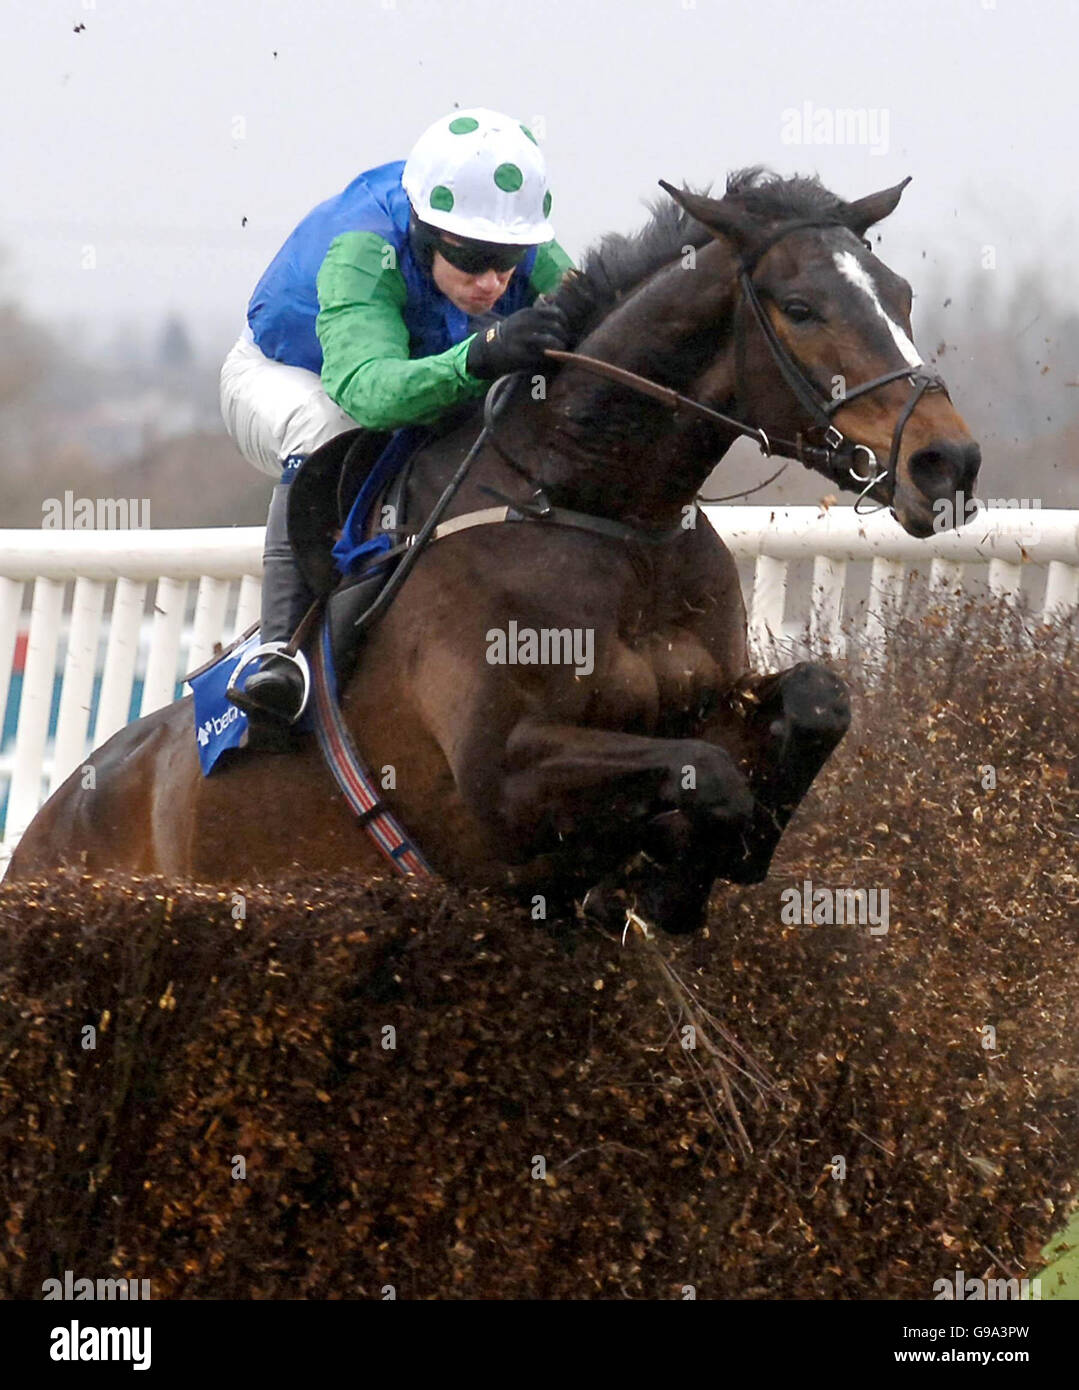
[833,249,922,370]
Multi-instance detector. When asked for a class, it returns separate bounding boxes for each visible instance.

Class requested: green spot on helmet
[543,190,552,217]
[402,107,556,246]
[493,162,523,193]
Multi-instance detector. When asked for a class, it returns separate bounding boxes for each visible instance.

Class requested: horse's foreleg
[488,719,754,883]
[716,661,851,883]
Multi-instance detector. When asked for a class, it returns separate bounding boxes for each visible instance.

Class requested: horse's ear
[658,179,757,257]
[843,176,912,237]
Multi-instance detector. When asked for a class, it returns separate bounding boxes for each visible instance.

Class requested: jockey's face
[432,234,516,316]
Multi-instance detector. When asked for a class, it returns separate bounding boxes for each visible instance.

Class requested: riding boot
[229,469,314,732]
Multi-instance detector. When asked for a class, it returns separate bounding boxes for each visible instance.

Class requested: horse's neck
[531,240,743,526]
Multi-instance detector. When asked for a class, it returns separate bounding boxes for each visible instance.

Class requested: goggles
[433,234,530,275]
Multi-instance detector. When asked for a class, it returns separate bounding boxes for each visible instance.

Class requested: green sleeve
[316,231,487,431]
[529,239,575,297]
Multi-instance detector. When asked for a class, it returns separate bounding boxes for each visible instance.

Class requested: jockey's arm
[315,231,574,432]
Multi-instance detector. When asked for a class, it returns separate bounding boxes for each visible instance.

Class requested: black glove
[465,301,569,379]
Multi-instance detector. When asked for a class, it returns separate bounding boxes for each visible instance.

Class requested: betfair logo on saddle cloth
[189,632,256,774]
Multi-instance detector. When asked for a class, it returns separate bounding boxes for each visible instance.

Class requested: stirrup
[226,641,311,723]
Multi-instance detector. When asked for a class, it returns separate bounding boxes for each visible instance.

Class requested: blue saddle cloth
[189,633,254,774]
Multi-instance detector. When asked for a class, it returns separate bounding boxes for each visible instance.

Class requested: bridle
[537,217,950,514]
[732,216,949,511]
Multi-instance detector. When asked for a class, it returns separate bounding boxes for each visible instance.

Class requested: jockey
[219,108,574,730]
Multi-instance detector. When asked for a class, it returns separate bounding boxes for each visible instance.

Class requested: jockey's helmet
[402,108,555,247]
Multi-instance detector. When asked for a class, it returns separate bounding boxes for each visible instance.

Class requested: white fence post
[864,557,906,662]
[7,577,64,845]
[188,577,232,677]
[140,576,188,717]
[928,558,965,606]
[810,554,847,654]
[94,577,146,746]
[1044,560,1079,621]
[0,576,23,748]
[235,574,263,639]
[50,577,106,794]
[748,554,788,667]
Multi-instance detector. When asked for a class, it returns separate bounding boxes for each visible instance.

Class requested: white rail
[1,508,1076,862]
[709,504,1079,664]
[0,528,263,855]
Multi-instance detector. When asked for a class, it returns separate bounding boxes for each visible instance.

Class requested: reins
[346,371,522,635]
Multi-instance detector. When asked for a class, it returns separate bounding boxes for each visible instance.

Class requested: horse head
[657,171,981,537]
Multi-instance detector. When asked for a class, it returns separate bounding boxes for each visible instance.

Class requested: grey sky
[3,0,1076,357]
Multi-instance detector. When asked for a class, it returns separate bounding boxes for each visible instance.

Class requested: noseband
[735,217,949,510]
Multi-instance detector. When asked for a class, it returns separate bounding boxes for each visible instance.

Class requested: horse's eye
[783,299,813,323]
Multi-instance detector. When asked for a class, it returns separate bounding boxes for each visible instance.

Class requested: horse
[6,169,980,933]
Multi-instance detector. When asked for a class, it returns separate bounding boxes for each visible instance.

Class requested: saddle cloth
[188,629,314,775]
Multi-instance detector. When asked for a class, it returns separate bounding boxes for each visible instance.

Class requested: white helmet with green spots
[402,108,555,246]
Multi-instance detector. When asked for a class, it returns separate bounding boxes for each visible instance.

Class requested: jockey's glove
[465,301,570,379]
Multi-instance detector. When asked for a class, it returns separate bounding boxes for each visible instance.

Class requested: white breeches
[219,325,356,478]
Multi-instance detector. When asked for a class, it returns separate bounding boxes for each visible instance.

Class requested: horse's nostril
[909,440,981,495]
[908,447,949,494]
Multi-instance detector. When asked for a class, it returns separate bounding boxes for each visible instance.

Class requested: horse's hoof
[642,874,711,935]
[771,663,851,746]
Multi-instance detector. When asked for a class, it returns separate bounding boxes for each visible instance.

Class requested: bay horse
[6,169,980,933]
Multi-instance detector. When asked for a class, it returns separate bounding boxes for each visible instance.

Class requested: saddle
[287,426,417,691]
[287,427,389,595]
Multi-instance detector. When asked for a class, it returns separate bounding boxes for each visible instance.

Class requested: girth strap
[309,617,432,878]
[345,495,688,584]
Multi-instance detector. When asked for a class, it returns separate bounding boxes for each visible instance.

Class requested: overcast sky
[3,0,1077,358]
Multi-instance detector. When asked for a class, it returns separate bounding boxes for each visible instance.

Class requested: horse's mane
[552,193,712,341]
[555,166,852,344]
